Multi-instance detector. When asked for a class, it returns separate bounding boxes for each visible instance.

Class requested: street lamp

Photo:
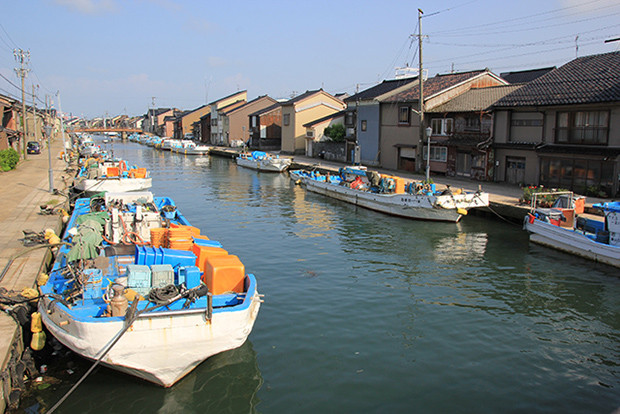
[44,123,54,193]
[425,126,432,182]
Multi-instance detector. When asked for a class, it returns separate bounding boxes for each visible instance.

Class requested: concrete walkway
[0,137,69,413]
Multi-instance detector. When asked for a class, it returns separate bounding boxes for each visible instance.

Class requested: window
[361,120,367,131]
[306,129,314,138]
[465,117,481,131]
[555,110,609,145]
[283,113,290,126]
[431,118,453,135]
[345,111,355,126]
[398,106,410,125]
[423,146,447,162]
[251,116,257,128]
[540,157,615,196]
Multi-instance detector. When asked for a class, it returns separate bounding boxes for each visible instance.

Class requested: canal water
[20,139,619,413]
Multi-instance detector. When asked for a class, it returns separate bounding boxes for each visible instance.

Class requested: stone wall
[313,141,347,162]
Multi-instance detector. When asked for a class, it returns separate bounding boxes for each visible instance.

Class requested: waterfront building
[280,89,345,155]
[493,51,620,197]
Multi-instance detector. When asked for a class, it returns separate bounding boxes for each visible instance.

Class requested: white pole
[57,92,67,157]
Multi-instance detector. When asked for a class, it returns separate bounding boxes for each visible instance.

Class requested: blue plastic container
[192,237,223,248]
[160,248,197,268]
[177,265,202,288]
[83,268,103,299]
[126,264,151,296]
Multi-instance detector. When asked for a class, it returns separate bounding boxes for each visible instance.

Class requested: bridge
[71,127,143,133]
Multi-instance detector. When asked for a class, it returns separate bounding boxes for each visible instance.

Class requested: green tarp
[67,216,107,262]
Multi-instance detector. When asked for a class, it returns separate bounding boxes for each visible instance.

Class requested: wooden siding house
[248,103,282,150]
[493,51,620,197]
[427,84,523,180]
[378,69,508,172]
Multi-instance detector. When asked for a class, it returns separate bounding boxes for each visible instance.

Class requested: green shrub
[0,148,19,171]
[324,124,346,142]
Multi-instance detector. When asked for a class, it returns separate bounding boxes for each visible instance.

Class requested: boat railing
[529,191,575,212]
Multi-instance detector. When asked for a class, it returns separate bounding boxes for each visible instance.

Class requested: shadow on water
[21,341,262,414]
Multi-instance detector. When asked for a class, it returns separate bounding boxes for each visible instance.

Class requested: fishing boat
[294,166,489,222]
[236,151,291,172]
[73,158,152,194]
[38,191,261,387]
[523,192,620,267]
[171,140,210,155]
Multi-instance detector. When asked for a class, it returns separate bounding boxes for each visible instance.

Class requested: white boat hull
[303,179,488,222]
[236,157,290,172]
[39,293,261,387]
[524,218,620,267]
[74,177,152,193]
[172,146,210,155]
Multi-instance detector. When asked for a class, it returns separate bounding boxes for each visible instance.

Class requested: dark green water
[21,140,619,413]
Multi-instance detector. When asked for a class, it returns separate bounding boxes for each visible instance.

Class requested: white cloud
[207,56,228,68]
[52,0,118,14]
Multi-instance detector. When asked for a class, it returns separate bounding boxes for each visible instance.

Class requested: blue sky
[0,0,618,118]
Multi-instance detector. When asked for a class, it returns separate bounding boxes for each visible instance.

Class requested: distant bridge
[72,127,143,133]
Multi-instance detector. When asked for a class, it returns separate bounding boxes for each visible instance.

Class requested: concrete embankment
[0,138,70,413]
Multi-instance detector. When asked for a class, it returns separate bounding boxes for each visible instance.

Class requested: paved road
[0,136,68,413]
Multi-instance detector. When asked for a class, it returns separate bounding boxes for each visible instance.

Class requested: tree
[324,124,345,142]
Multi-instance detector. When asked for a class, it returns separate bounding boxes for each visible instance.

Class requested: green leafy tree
[324,124,346,142]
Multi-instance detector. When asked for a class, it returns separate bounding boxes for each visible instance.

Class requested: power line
[0,22,18,49]
[427,0,608,36]
[423,0,480,18]
[432,11,620,38]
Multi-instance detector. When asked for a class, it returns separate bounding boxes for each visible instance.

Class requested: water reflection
[46,341,262,414]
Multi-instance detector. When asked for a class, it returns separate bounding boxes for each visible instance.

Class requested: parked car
[27,141,41,154]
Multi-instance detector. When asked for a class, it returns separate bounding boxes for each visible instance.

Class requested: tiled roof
[382,70,487,103]
[495,51,620,107]
[500,67,555,84]
[429,84,523,113]
[303,110,345,128]
[344,77,419,102]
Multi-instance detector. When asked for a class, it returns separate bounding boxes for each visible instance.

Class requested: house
[493,51,620,197]
[207,91,247,145]
[344,77,420,166]
[378,69,508,171]
[144,108,176,136]
[248,103,282,150]
[162,114,179,137]
[303,110,346,159]
[173,105,210,139]
[426,84,523,180]
[280,90,345,155]
[0,94,19,151]
[217,95,277,146]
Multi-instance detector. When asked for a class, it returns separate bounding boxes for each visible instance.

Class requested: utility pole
[45,94,54,193]
[14,48,30,160]
[32,84,38,143]
[417,9,425,175]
